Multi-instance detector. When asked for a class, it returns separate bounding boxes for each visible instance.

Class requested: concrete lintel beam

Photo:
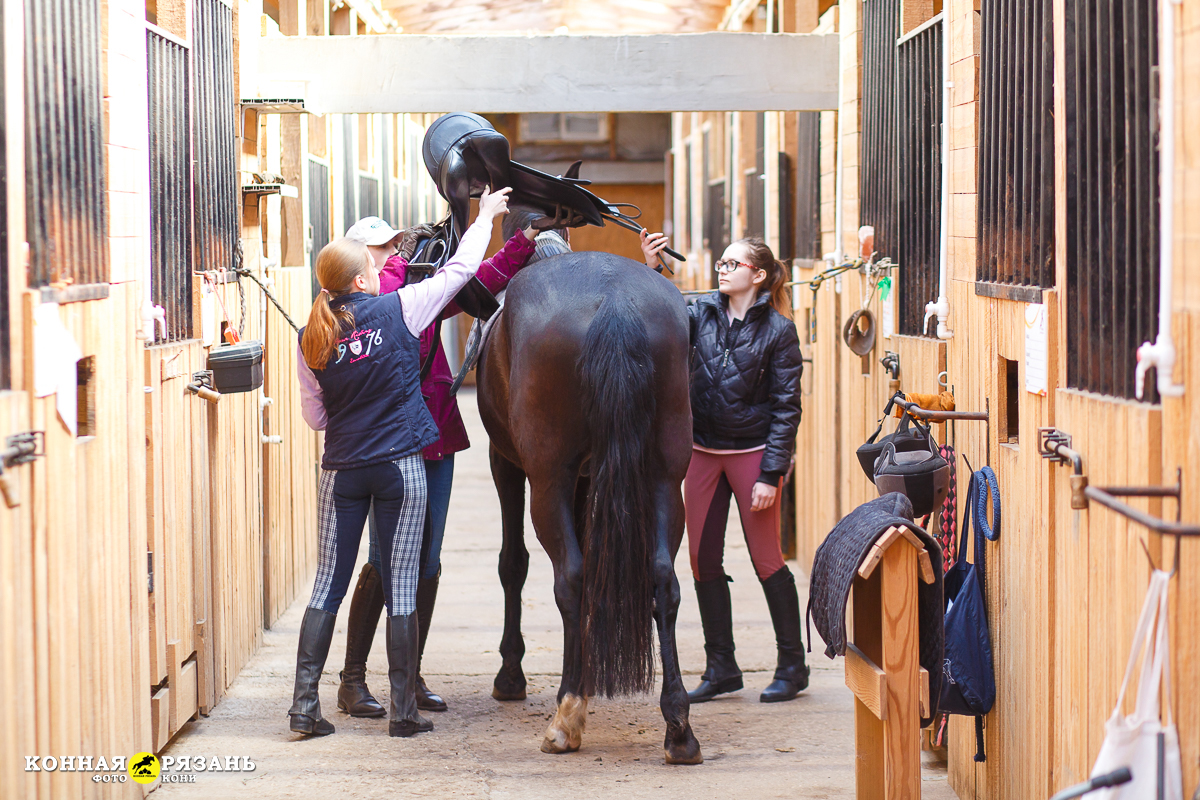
[258,32,838,114]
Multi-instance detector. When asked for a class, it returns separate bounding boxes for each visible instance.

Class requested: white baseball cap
[345,216,403,247]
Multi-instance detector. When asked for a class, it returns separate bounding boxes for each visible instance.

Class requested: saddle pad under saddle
[449,293,505,396]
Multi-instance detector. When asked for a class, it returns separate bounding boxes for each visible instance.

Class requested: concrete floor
[156,389,955,799]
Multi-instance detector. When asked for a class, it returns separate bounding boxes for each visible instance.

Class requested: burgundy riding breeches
[684,447,786,583]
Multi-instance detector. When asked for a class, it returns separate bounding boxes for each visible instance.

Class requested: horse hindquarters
[576,295,658,698]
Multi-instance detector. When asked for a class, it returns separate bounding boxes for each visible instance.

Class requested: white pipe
[923,15,953,339]
[259,256,282,443]
[1136,0,1185,399]
[824,22,846,268]
[260,394,282,444]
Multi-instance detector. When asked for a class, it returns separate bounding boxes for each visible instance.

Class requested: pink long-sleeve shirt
[376,230,535,459]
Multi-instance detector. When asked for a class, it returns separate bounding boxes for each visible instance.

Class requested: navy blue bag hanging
[939,465,1000,761]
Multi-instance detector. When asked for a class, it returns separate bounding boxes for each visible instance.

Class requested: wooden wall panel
[783,0,1200,798]
[0,0,330,788]
[206,269,267,695]
[263,266,321,625]
[22,284,149,799]
[1168,10,1200,793]
[0,393,35,800]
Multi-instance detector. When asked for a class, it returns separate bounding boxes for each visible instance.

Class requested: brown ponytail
[302,237,370,370]
[733,237,794,320]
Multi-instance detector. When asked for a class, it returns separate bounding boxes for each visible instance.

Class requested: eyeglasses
[715,259,755,274]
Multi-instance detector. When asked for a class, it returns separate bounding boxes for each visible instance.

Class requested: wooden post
[846,525,933,799]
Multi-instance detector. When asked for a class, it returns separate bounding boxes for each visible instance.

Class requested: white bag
[1089,569,1183,800]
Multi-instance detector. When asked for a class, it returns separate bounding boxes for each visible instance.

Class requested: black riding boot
[415,572,448,712]
[759,566,810,703]
[337,564,387,717]
[688,578,743,703]
[289,607,338,735]
[387,614,434,737]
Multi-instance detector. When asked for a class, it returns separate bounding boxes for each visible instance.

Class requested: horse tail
[577,293,658,698]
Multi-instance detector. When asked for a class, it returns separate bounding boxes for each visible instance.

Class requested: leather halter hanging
[842,308,877,356]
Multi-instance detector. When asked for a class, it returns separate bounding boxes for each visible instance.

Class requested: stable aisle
[156,389,954,799]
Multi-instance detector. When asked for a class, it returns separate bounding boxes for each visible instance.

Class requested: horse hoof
[493,685,527,701]
[540,731,580,754]
[664,728,703,765]
[540,694,587,754]
[493,670,527,701]
[664,745,704,765]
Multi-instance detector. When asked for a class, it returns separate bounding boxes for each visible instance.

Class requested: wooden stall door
[144,342,213,750]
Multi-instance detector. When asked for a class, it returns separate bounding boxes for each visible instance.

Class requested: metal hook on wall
[1139,536,1180,579]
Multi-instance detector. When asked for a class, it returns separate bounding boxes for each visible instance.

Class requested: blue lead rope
[972,465,1001,543]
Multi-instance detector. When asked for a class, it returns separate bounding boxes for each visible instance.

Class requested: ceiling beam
[258,32,838,113]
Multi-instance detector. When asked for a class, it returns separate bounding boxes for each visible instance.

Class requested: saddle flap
[509,162,608,228]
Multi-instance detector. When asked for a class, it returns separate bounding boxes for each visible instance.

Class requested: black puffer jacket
[688,291,803,485]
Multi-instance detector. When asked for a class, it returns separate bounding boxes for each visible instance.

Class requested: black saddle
[421,112,685,295]
[422,112,514,235]
[423,112,609,231]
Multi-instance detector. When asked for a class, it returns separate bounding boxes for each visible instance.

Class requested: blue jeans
[370,454,454,580]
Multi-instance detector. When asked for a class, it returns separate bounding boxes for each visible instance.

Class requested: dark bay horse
[476,249,701,765]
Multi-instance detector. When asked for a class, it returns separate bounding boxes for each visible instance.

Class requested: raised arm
[395,187,511,335]
[438,227,536,318]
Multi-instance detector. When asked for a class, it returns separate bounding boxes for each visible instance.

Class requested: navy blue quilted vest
[300,292,439,470]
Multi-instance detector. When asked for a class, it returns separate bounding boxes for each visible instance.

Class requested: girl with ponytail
[290,186,511,741]
[301,237,373,370]
[640,231,808,708]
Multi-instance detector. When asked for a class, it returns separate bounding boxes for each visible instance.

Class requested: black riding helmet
[856,400,934,483]
[872,439,951,518]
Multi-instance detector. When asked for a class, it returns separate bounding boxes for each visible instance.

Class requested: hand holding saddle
[398,223,438,261]
[531,205,589,231]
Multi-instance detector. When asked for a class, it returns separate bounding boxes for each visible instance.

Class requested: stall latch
[187,370,221,405]
[0,431,46,508]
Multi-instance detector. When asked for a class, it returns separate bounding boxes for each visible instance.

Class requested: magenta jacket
[378,231,536,459]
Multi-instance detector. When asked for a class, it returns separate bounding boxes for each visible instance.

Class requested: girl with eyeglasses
[640,231,808,705]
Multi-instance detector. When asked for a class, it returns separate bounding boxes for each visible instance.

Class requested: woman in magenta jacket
[335,215,537,717]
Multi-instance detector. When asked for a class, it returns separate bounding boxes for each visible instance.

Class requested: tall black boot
[759,566,809,703]
[289,607,338,735]
[337,564,387,717]
[415,572,448,712]
[386,615,434,737]
[688,577,743,703]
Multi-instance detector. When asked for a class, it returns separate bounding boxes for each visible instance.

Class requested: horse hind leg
[491,446,530,701]
[528,473,587,754]
[653,483,702,765]
[541,693,588,754]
